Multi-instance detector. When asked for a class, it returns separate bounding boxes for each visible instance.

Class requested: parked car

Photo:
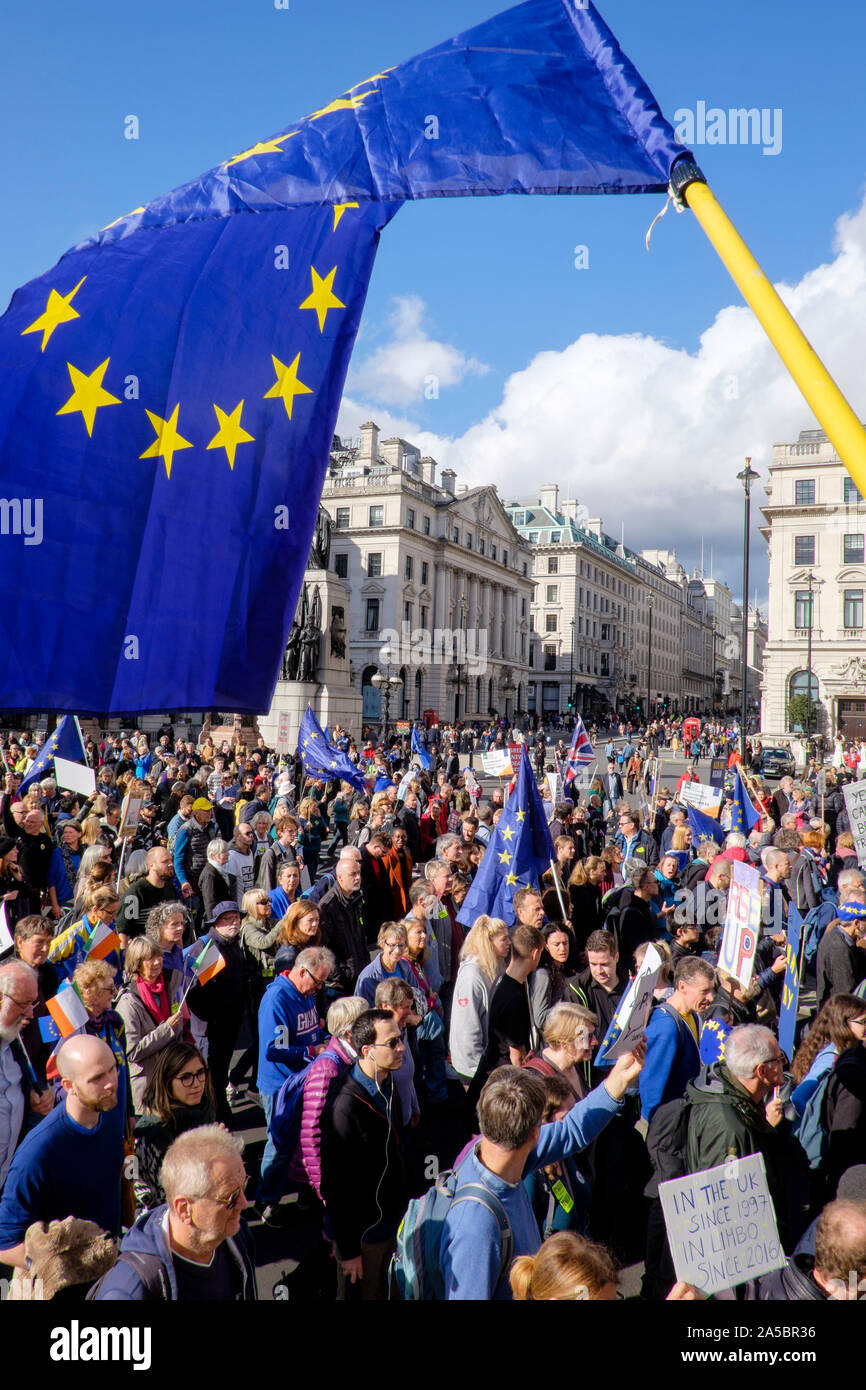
[759,745,795,780]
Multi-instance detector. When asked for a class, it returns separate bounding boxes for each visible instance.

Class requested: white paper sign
[659,1153,785,1294]
[546,772,560,805]
[53,755,96,798]
[603,943,662,1061]
[843,777,866,870]
[0,902,13,954]
[480,750,512,777]
[679,781,722,813]
[275,712,292,757]
[718,860,762,987]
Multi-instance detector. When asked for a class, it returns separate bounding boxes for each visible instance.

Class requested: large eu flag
[0,0,688,713]
[298,706,367,792]
[457,746,555,928]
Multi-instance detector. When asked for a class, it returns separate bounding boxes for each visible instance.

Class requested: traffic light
[567,694,574,712]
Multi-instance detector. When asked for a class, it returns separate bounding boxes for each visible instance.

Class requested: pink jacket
[288,1035,356,1199]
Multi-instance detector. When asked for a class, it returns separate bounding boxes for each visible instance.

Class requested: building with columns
[761,426,866,739]
[322,423,533,726]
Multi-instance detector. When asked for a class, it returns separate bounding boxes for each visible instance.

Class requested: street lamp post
[569,617,575,718]
[371,667,403,746]
[454,593,467,725]
[806,568,815,737]
[646,591,654,725]
[737,458,759,762]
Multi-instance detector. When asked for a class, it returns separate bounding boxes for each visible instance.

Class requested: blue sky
[3,0,866,597]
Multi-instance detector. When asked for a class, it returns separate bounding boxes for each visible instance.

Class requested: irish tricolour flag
[189,939,225,986]
[86,920,120,960]
[46,983,89,1038]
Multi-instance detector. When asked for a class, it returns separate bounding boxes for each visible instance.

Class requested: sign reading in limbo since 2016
[659,1153,785,1295]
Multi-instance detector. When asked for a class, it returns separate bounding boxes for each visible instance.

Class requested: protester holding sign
[639,958,716,1123]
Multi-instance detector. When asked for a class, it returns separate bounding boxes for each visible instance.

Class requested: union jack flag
[563,716,595,789]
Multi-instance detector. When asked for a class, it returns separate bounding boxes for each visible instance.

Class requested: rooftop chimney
[560,498,580,524]
[440,467,456,495]
[539,483,559,516]
[420,456,437,486]
[358,421,379,466]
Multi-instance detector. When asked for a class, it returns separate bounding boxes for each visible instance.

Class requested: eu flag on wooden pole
[0,0,689,715]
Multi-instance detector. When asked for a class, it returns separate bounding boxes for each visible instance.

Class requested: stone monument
[258,505,362,754]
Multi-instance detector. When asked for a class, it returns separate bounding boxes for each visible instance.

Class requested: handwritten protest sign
[679,782,722,813]
[598,943,661,1062]
[843,777,866,869]
[659,1153,785,1294]
[718,860,761,987]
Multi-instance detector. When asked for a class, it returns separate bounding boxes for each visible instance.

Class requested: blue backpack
[392,1169,513,1300]
[801,890,838,969]
[794,1069,833,1170]
[269,1047,340,1152]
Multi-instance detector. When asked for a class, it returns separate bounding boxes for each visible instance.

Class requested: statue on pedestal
[308,506,332,570]
[298,585,322,683]
[281,585,308,681]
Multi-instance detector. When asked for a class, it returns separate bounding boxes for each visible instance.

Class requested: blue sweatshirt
[638,1002,701,1123]
[0,1102,123,1249]
[440,1081,622,1299]
[256,973,324,1096]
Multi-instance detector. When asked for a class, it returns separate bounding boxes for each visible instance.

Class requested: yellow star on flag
[299,266,345,333]
[500,825,514,841]
[206,401,255,470]
[101,207,145,231]
[224,133,297,167]
[346,68,395,92]
[264,353,313,419]
[498,850,512,866]
[309,91,377,121]
[140,404,193,480]
[515,809,526,822]
[56,358,121,437]
[22,278,86,351]
[303,738,310,748]
[505,871,519,886]
[332,202,359,231]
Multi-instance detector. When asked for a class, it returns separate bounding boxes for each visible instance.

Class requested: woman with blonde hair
[524,1000,599,1099]
[510,1230,619,1300]
[449,915,511,1086]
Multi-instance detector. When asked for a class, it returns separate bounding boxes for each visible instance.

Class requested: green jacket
[685,1062,789,1212]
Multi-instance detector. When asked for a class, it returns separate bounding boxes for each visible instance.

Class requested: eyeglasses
[202,1186,244,1212]
[5,994,37,1012]
[303,968,328,987]
[176,1067,207,1087]
[371,1037,404,1051]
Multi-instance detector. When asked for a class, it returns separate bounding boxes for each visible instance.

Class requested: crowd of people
[0,716,865,1306]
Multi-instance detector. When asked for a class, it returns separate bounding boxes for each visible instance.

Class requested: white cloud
[339,191,866,598]
[345,293,490,407]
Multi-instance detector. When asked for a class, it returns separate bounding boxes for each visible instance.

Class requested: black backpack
[644,1094,691,1198]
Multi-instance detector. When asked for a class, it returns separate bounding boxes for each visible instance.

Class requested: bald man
[0,1035,122,1267]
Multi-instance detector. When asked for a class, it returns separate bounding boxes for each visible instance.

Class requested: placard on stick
[718,860,761,987]
[53,755,96,798]
[843,777,866,869]
[659,1152,785,1295]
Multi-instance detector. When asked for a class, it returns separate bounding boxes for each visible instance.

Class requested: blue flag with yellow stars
[412,725,433,772]
[298,706,367,793]
[0,0,688,714]
[699,1015,732,1065]
[19,716,88,797]
[731,767,761,834]
[686,804,725,848]
[457,745,554,928]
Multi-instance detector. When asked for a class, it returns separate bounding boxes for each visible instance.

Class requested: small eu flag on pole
[18,716,88,797]
[457,745,554,928]
[298,706,367,793]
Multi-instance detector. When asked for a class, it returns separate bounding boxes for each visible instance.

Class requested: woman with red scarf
[418,797,447,861]
[116,936,186,1113]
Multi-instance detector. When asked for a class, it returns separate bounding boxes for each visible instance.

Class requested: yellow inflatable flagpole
[670,161,866,492]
